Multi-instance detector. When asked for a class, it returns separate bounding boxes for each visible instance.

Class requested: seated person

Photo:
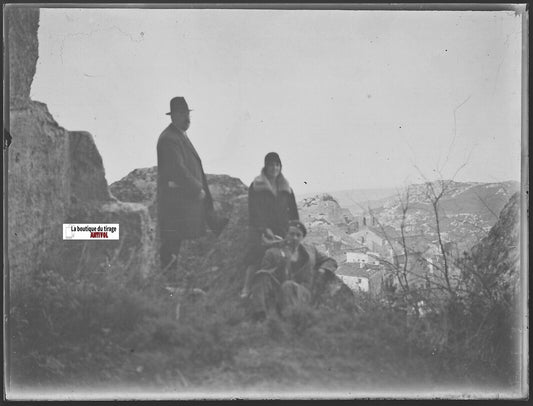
[249,220,337,320]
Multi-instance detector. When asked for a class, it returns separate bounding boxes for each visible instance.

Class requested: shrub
[8,263,169,386]
[284,304,318,336]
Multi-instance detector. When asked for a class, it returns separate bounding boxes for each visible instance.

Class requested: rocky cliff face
[8,101,70,279]
[6,8,153,281]
[7,7,39,109]
[468,192,521,295]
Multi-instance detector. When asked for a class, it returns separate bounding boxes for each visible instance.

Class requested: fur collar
[252,170,292,195]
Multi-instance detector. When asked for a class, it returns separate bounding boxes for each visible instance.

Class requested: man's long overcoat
[157,123,213,239]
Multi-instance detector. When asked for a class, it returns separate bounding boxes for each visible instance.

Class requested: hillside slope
[371,180,519,250]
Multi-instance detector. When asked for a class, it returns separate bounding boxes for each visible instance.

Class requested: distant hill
[371,180,520,251]
[301,187,398,215]
[298,180,520,255]
[327,181,520,218]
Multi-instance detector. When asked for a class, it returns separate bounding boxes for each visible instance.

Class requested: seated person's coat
[260,243,337,289]
[250,242,337,315]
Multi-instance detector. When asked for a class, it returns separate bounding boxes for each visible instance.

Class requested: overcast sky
[31,8,523,194]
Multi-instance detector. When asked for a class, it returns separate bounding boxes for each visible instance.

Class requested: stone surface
[6,6,39,109]
[205,173,248,214]
[63,201,156,278]
[109,167,158,204]
[299,194,351,226]
[69,131,112,204]
[8,102,70,281]
[469,192,521,294]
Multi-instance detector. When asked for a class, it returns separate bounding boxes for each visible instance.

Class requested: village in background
[299,180,519,301]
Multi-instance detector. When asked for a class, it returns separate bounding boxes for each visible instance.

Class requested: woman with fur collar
[240,152,299,298]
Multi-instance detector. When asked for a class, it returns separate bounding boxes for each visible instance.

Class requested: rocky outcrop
[7,8,154,281]
[205,173,249,214]
[298,194,359,254]
[110,167,248,225]
[8,102,70,279]
[299,194,355,226]
[468,192,521,294]
[109,167,158,204]
[6,6,39,109]
[110,167,247,209]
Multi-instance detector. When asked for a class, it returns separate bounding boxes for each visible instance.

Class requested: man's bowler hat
[166,97,193,115]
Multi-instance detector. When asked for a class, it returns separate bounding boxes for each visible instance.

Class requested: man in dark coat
[157,96,227,283]
[250,220,337,320]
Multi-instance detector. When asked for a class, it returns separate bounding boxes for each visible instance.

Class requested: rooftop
[337,263,384,279]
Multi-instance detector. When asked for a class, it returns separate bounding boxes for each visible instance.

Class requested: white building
[339,273,370,292]
[346,251,380,266]
[336,263,385,295]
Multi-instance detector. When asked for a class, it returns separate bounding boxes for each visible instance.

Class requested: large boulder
[109,167,158,204]
[110,166,248,220]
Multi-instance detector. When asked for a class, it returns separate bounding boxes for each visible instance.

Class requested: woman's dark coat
[245,171,299,265]
[248,171,299,237]
[157,123,213,239]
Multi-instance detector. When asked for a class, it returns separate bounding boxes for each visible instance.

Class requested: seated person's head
[286,220,307,249]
